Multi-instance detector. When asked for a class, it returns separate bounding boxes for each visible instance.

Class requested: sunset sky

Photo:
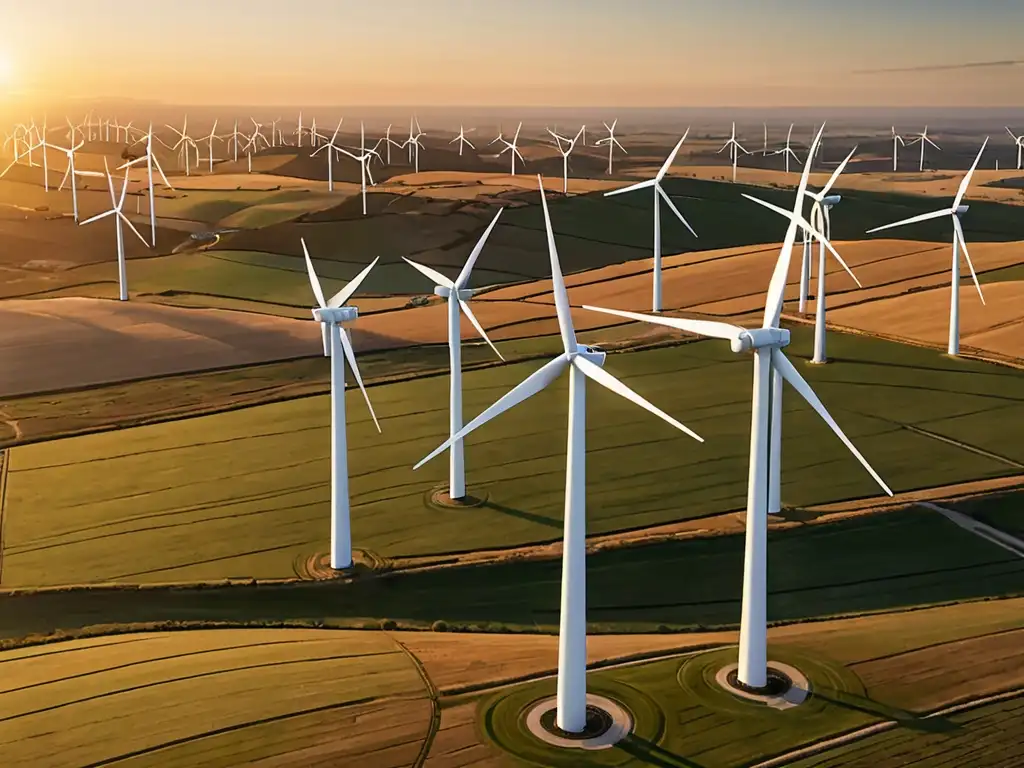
[4,0,1023,107]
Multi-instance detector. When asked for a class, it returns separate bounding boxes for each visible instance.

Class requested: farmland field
[0,628,431,767]
[3,326,1024,587]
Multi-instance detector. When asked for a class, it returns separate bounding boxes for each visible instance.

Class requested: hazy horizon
[4,0,1023,113]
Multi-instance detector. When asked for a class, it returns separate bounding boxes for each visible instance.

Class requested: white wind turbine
[202,120,221,172]
[270,118,282,147]
[403,209,505,500]
[1005,127,1024,170]
[295,111,305,148]
[547,125,586,194]
[891,127,905,172]
[604,131,697,313]
[302,242,381,569]
[867,138,988,356]
[717,121,750,182]
[311,119,345,192]
[772,124,800,174]
[497,122,525,176]
[80,158,151,301]
[906,126,940,172]
[594,119,627,175]
[337,122,384,215]
[167,116,198,176]
[403,123,426,173]
[415,175,703,733]
[384,124,403,165]
[450,124,476,156]
[51,140,85,221]
[225,119,247,163]
[249,118,272,152]
[122,123,174,246]
[585,125,893,692]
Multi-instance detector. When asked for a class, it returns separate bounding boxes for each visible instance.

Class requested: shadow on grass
[817,691,959,734]
[482,500,562,530]
[617,734,707,767]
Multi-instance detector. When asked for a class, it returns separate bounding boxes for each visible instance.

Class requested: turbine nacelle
[312,306,358,325]
[434,285,474,300]
[571,346,607,366]
[733,327,790,354]
[955,204,969,215]
[822,194,842,207]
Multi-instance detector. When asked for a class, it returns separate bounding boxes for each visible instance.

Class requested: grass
[3,327,1024,587]
[1,509,1022,639]
[0,628,431,767]
[786,695,1024,768]
[475,603,1024,768]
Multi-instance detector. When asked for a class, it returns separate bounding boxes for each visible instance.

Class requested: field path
[0,447,7,585]
[920,502,1024,558]
[750,687,1024,768]
[387,632,442,768]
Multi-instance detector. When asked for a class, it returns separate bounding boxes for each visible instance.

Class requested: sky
[3,0,1023,108]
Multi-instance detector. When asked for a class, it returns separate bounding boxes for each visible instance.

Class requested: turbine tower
[311,119,345,192]
[337,122,384,215]
[547,125,586,194]
[415,175,703,733]
[867,139,989,356]
[166,116,197,176]
[403,209,505,500]
[51,139,86,221]
[771,124,800,174]
[302,242,382,569]
[497,122,525,176]
[891,127,905,172]
[594,119,627,175]
[604,131,697,312]
[584,126,893,692]
[79,158,152,301]
[1005,127,1024,170]
[717,122,750,182]
[906,126,940,172]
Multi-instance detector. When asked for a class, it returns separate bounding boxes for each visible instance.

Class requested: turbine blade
[604,178,656,197]
[925,137,941,150]
[952,138,989,210]
[656,128,689,181]
[79,209,116,226]
[338,327,381,433]
[772,348,893,496]
[459,299,504,361]
[656,184,697,238]
[538,175,577,353]
[952,216,985,305]
[329,256,380,308]
[574,356,702,442]
[118,211,150,248]
[403,257,454,289]
[300,238,328,309]
[413,355,569,470]
[865,208,950,233]
[820,145,858,197]
[582,305,743,340]
[455,207,504,288]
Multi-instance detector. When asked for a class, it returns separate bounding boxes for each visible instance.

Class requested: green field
[0,628,431,767]
[478,609,1024,768]
[979,262,1024,284]
[1,508,1022,638]
[3,326,1024,587]
[787,696,1024,768]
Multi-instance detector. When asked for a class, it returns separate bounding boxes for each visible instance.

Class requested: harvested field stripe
[79,696,379,768]
[0,649,400,722]
[752,687,1024,768]
[920,502,1024,558]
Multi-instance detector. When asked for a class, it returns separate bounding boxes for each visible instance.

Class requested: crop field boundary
[0,447,7,584]
[386,632,441,767]
[751,686,1024,768]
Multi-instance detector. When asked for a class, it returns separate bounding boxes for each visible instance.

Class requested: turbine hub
[312,306,358,324]
[732,327,790,353]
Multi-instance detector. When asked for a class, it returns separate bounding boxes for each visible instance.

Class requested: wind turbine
[1005,127,1024,170]
[772,124,800,174]
[906,126,940,172]
[547,125,586,194]
[497,122,525,176]
[249,118,272,152]
[302,242,381,570]
[337,122,384,215]
[166,116,197,176]
[225,119,247,163]
[762,123,768,157]
[415,175,703,733]
[311,119,345,192]
[891,127,905,172]
[403,209,505,500]
[51,140,85,221]
[717,122,750,182]
[384,124,403,165]
[594,119,627,175]
[295,111,305,148]
[403,124,426,173]
[604,131,697,312]
[270,118,282,147]
[120,123,174,247]
[867,139,988,356]
[585,125,893,692]
[201,120,222,173]
[450,125,476,157]
[80,158,151,301]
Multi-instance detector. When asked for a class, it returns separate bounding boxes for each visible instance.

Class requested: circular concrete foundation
[426,485,490,510]
[715,662,810,710]
[523,694,633,750]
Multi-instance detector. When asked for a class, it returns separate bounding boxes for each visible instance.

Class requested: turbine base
[523,694,632,750]
[715,662,809,710]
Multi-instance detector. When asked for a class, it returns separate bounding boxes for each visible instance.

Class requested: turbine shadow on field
[816,690,959,733]
[617,735,706,767]
[480,499,561,530]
